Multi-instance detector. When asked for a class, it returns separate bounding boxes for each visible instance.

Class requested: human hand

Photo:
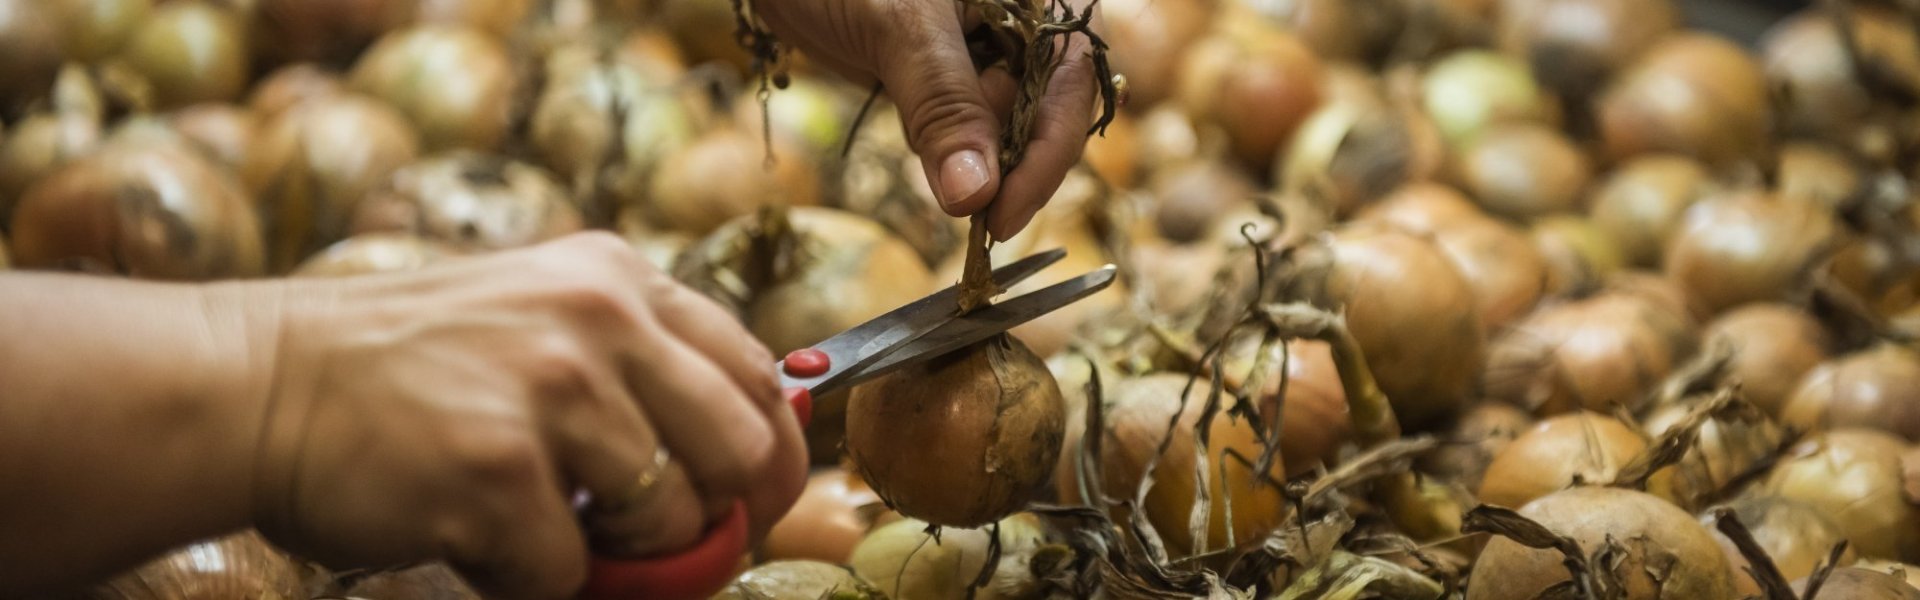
[245,232,807,599]
[754,0,1102,240]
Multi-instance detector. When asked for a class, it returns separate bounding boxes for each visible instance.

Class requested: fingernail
[938,150,990,209]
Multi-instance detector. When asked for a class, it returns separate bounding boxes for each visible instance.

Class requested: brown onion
[1530,215,1626,296]
[168,103,256,172]
[1063,373,1289,557]
[1176,18,1324,171]
[1793,568,1920,600]
[10,141,263,279]
[248,0,412,67]
[1597,33,1772,169]
[344,564,479,599]
[1704,496,1858,598]
[292,232,453,278]
[1495,0,1679,102]
[0,84,105,227]
[1760,429,1920,561]
[81,531,306,600]
[1240,0,1404,64]
[55,0,152,62]
[716,561,882,600]
[1082,110,1140,188]
[350,24,516,151]
[1467,486,1735,600]
[1417,402,1533,490]
[1476,411,1669,509]
[529,36,699,227]
[1434,217,1552,333]
[1277,83,1422,217]
[1762,6,1920,150]
[1454,122,1591,221]
[1421,49,1555,147]
[1663,191,1840,316]
[242,93,421,273]
[1854,559,1920,586]
[1355,182,1487,232]
[1777,141,1865,211]
[1587,153,1712,267]
[0,0,66,115]
[1783,344,1920,443]
[1213,336,1352,477]
[847,514,1047,600]
[412,0,530,38]
[1484,292,1693,416]
[1644,402,1784,510]
[1701,303,1834,416]
[1324,223,1486,427]
[246,63,346,121]
[654,0,753,73]
[350,152,582,251]
[115,1,249,109]
[848,334,1064,528]
[731,75,853,166]
[1148,159,1257,243]
[646,126,820,236]
[1099,0,1216,109]
[761,468,900,564]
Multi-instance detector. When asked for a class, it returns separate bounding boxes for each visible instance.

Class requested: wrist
[189,280,297,531]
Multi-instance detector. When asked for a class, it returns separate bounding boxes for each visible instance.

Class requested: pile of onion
[293,232,454,278]
[1483,290,1695,416]
[349,24,516,151]
[1452,122,1591,221]
[1476,411,1670,509]
[1495,0,1679,103]
[1467,486,1736,600]
[1323,223,1486,428]
[1586,153,1712,267]
[1703,496,1858,598]
[848,514,1049,600]
[1175,17,1324,171]
[1781,344,1920,443]
[1761,6,1920,158]
[10,140,264,279]
[1663,190,1839,316]
[1147,158,1258,244]
[241,93,421,273]
[1277,72,1433,217]
[1700,303,1834,416]
[112,1,250,109]
[53,0,150,63]
[1759,428,1920,561]
[645,125,820,236]
[1597,33,1772,169]
[1777,142,1866,212]
[350,151,582,252]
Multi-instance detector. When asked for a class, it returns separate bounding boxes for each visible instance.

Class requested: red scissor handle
[578,351,827,600]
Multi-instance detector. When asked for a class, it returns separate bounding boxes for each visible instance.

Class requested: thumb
[877,15,1003,217]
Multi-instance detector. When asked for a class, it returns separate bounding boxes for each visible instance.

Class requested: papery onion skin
[1101,0,1215,109]
[1587,153,1711,267]
[350,151,582,252]
[1355,182,1487,232]
[1149,159,1257,244]
[1792,568,1920,600]
[1762,7,1920,151]
[0,109,104,230]
[1704,496,1858,599]
[1467,486,1735,600]
[1702,303,1833,416]
[242,93,421,273]
[1597,33,1773,169]
[1530,215,1626,296]
[117,1,251,109]
[1782,344,1920,443]
[1454,123,1592,221]
[344,563,481,600]
[1644,402,1783,511]
[349,24,517,152]
[1483,292,1693,416]
[1324,224,1486,428]
[847,515,1046,600]
[1663,191,1839,317]
[1476,411,1670,510]
[80,531,307,600]
[716,560,883,600]
[1777,142,1865,212]
[1760,429,1920,561]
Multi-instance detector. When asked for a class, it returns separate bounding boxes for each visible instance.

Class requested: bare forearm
[0,273,280,596]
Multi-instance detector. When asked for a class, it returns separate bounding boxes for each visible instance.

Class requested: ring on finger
[594,447,671,513]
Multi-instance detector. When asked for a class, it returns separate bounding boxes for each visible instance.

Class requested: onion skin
[350,152,582,252]
[1783,344,1920,443]
[648,127,820,236]
[80,531,307,600]
[349,24,517,152]
[0,109,104,229]
[1763,7,1920,150]
[10,142,264,280]
[292,232,453,277]
[1496,0,1679,102]
[1454,123,1592,221]
[1761,429,1920,561]
[1477,411,1670,510]
[716,561,883,600]
[847,515,1046,600]
[761,468,900,564]
[0,0,66,116]
[1100,0,1215,109]
[169,103,256,173]
[1467,487,1736,600]
[1366,206,1548,335]
[529,36,699,227]
[1702,303,1834,416]
[1148,159,1257,244]
[344,564,480,600]
[1792,568,1920,600]
[1644,402,1783,511]
[248,0,412,67]
[1663,191,1839,317]
[1421,49,1554,147]
[1529,215,1627,296]
[1417,402,1532,490]
[1598,33,1772,169]
[1587,154,1711,267]
[1278,85,1420,217]
[116,1,250,109]
[242,93,421,273]
[1325,224,1487,428]
[246,63,346,121]
[1484,292,1693,416]
[1704,496,1858,599]
[1177,19,1324,172]
[848,334,1064,528]
[1355,182,1487,232]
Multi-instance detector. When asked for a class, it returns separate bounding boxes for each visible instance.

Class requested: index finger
[989,32,1101,241]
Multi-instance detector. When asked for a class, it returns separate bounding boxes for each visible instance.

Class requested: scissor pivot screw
[783,348,831,377]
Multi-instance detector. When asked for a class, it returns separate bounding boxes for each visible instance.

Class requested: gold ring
[599,448,670,512]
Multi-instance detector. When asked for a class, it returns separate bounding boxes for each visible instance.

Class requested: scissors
[577,248,1117,600]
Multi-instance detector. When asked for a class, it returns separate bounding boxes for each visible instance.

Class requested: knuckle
[706,417,775,490]
[454,425,547,488]
[901,86,996,154]
[557,278,648,332]
[525,336,595,402]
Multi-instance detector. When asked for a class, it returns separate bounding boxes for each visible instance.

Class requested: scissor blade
[776,248,1070,392]
[830,265,1118,392]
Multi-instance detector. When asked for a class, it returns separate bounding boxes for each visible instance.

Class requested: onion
[292,232,453,277]
[1783,344,1920,443]
[80,531,306,600]
[248,0,412,67]
[1354,182,1487,232]
[848,334,1064,528]
[1420,49,1555,147]
[115,1,249,109]
[653,0,754,73]
[1854,559,1920,587]
[1148,159,1257,243]
[350,151,582,252]
[1417,402,1532,490]
[1325,223,1486,428]
[1436,217,1552,333]
[1484,292,1693,416]
[10,141,264,279]
[1704,496,1858,599]
[412,0,530,38]
[246,63,346,121]
[1063,373,1289,556]
[1082,110,1139,188]
[1597,33,1772,169]
[55,0,152,62]
[1530,215,1626,296]
[1233,0,1403,65]
[1176,18,1324,172]
[1277,82,1423,217]
[169,103,256,172]
[647,126,820,236]
[1644,402,1783,510]
[344,564,479,599]
[0,91,105,227]
[1495,0,1679,103]
[0,0,66,116]
[1777,141,1865,212]
[1211,336,1352,477]
[848,514,1048,600]
[528,36,699,228]
[1663,191,1840,317]
[350,24,517,151]
[1586,153,1712,267]
[1467,487,1735,600]
[1762,6,1920,151]
[1133,105,1214,179]
[1701,303,1834,416]
[732,75,854,166]
[1453,123,1592,221]
[1476,411,1668,509]
[1760,429,1920,561]
[715,561,883,600]
[242,93,421,273]
[1099,0,1216,109]
[1130,236,1229,315]
[1793,568,1920,600]
[761,468,901,564]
